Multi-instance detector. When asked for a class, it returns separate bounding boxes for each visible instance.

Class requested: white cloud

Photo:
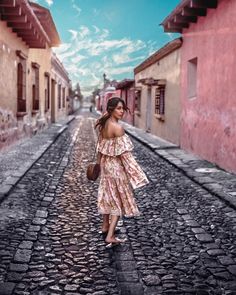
[79,26,90,38]
[68,30,78,41]
[72,3,81,15]
[54,25,155,97]
[58,48,78,61]
[45,0,53,6]
[71,54,87,64]
[55,43,72,54]
[112,54,145,65]
[100,29,109,40]
[93,25,100,34]
[167,32,174,40]
[107,66,134,75]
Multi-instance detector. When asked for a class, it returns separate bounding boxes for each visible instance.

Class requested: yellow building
[134,38,182,145]
[0,0,71,149]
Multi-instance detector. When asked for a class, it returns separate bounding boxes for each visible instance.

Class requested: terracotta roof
[29,2,60,46]
[134,38,182,75]
[161,0,218,33]
[0,0,50,48]
[116,79,134,89]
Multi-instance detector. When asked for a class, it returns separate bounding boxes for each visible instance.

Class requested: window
[16,50,27,114]
[58,84,61,109]
[155,86,165,115]
[17,63,23,100]
[187,57,197,98]
[45,74,50,111]
[32,85,38,110]
[32,71,39,110]
[32,63,40,111]
[62,87,65,108]
[135,90,141,112]
[17,63,26,112]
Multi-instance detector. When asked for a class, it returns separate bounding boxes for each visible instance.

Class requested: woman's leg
[101,214,110,232]
[105,215,120,243]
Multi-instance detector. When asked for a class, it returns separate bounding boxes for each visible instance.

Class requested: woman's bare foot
[105,237,126,244]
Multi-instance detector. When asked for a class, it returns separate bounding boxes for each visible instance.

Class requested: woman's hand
[96,152,101,164]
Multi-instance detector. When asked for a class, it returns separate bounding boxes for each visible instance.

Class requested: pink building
[99,87,121,113]
[162,0,236,173]
[116,79,135,125]
[96,74,121,113]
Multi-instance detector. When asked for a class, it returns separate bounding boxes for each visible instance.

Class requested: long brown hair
[95,97,129,131]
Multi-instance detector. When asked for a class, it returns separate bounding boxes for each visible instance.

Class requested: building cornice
[29,2,60,47]
[0,0,50,48]
[161,0,218,33]
[134,38,182,75]
[116,79,134,89]
[51,53,70,83]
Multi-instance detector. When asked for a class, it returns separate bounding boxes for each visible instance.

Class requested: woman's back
[101,119,124,139]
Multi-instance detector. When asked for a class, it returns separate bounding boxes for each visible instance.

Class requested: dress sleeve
[97,134,134,156]
[96,133,102,153]
[120,151,149,189]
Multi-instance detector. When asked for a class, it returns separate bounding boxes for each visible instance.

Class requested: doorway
[51,79,56,123]
[146,87,152,132]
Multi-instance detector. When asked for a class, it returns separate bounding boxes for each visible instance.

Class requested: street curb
[125,128,236,210]
[0,116,75,204]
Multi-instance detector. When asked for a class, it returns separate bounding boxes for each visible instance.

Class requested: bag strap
[92,133,100,162]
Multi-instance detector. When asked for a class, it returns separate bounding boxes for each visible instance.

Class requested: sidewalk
[121,121,236,210]
[0,115,75,202]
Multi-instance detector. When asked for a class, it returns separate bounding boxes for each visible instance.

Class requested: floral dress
[97,133,149,217]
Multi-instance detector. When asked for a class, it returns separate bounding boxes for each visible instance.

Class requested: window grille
[17,63,26,112]
[155,86,165,115]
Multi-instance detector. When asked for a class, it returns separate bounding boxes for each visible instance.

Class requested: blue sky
[32,0,180,96]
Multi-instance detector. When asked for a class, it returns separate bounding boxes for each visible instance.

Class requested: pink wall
[181,0,236,173]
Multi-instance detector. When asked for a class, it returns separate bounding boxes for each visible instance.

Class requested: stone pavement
[121,121,236,210]
[0,116,75,203]
[0,114,121,294]
[0,111,235,294]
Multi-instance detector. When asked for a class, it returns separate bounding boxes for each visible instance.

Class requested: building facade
[134,38,182,145]
[0,0,70,150]
[51,53,71,123]
[116,79,135,125]
[96,74,120,113]
[162,0,236,173]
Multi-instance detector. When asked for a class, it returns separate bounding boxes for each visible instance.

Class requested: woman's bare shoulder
[111,122,124,137]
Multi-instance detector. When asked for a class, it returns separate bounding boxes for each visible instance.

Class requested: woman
[95,97,149,248]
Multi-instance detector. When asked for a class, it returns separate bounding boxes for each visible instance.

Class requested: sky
[32,0,180,96]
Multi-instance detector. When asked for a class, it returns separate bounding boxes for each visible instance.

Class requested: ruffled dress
[97,133,149,217]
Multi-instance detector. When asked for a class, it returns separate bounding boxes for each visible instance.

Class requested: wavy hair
[95,97,129,131]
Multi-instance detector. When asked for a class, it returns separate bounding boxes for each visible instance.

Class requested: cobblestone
[0,111,235,294]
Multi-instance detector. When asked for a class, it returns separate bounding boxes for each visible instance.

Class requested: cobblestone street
[0,111,236,295]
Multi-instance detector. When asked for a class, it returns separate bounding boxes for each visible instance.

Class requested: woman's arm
[113,123,125,137]
[96,151,102,164]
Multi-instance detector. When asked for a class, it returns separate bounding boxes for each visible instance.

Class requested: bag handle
[92,133,100,162]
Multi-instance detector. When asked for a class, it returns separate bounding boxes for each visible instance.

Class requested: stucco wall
[0,21,28,114]
[50,68,70,122]
[28,46,52,125]
[0,21,32,149]
[181,0,236,172]
[135,48,181,145]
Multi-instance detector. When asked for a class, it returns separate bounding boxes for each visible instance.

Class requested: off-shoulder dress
[97,133,149,217]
